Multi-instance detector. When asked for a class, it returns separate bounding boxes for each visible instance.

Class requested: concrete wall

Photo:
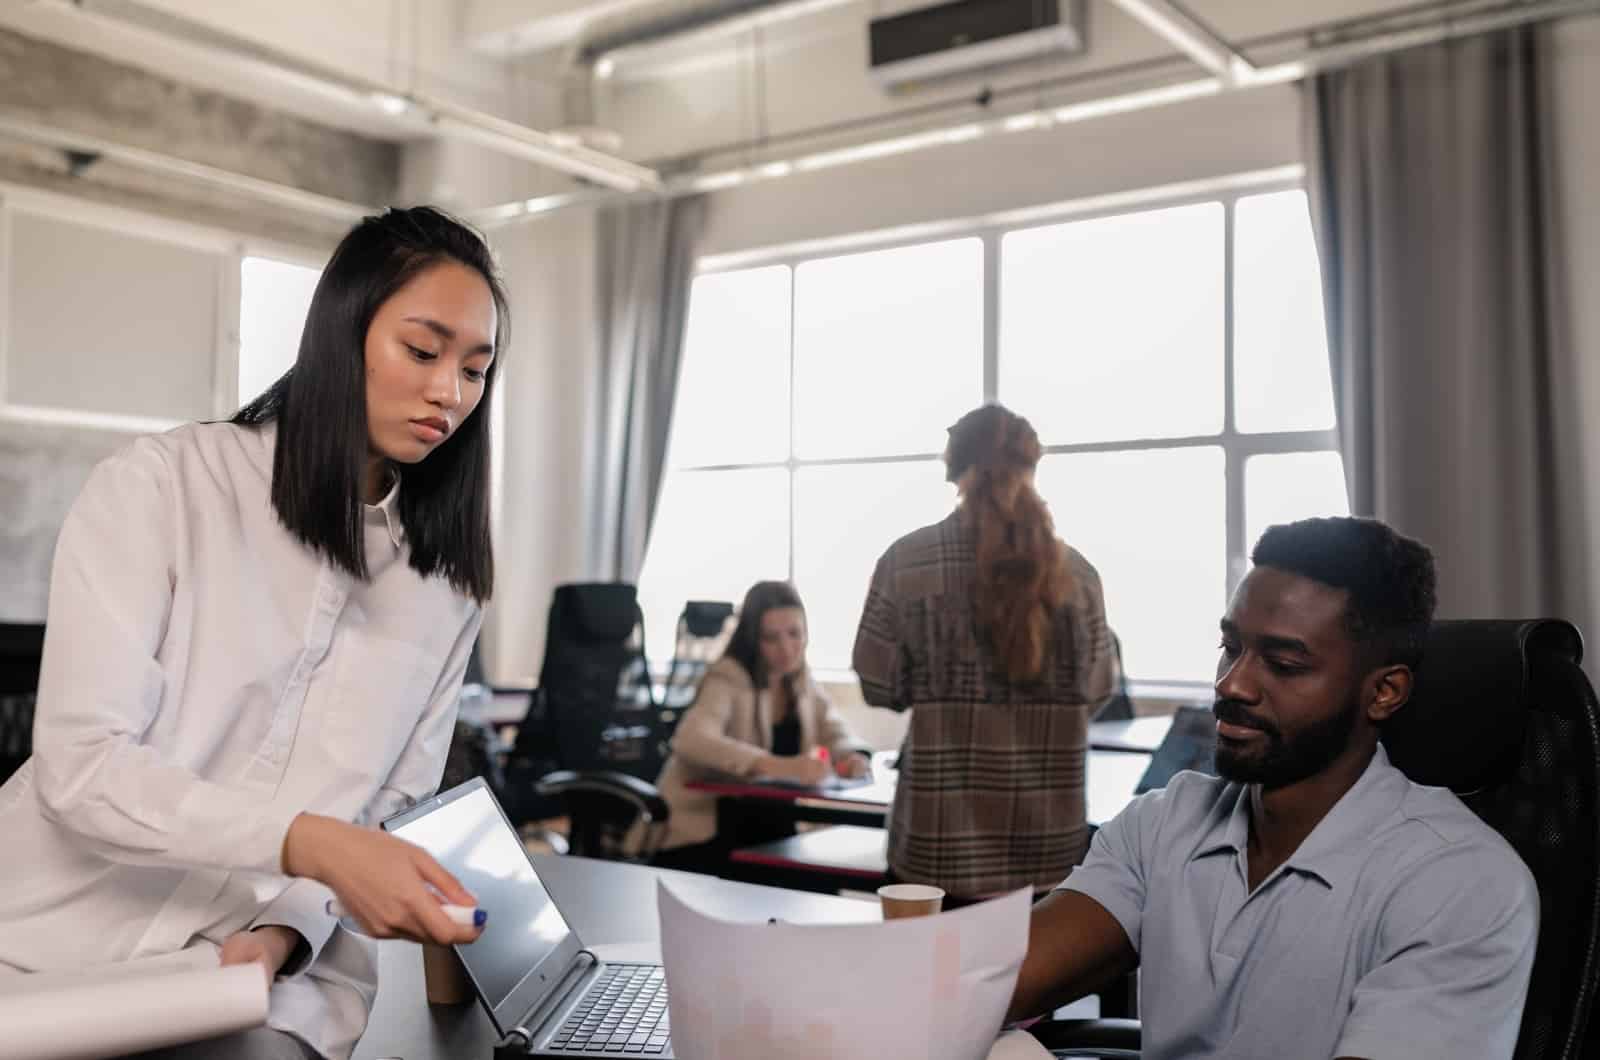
[0,28,397,206]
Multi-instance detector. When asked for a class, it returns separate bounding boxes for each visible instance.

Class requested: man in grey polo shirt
[1008,517,1538,1059]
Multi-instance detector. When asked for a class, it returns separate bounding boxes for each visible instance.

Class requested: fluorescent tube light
[1052,78,1220,123]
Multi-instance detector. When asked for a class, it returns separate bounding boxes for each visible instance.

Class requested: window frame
[0,182,325,433]
[660,169,1340,691]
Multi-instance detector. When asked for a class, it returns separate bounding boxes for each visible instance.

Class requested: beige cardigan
[653,656,868,849]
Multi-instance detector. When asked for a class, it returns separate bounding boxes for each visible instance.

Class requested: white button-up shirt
[0,421,481,1059]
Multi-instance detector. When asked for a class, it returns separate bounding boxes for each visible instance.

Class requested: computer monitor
[1135,704,1218,793]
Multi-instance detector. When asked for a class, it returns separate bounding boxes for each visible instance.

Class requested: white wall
[0,184,323,623]
[698,83,1301,256]
[483,207,600,684]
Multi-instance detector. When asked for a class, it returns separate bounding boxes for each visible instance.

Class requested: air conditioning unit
[869,0,1086,90]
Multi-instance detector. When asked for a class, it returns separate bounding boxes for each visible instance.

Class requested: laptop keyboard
[547,964,671,1055]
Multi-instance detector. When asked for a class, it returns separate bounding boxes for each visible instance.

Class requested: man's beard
[1212,691,1361,789]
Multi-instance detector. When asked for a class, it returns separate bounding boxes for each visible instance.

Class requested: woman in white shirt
[0,207,506,1060]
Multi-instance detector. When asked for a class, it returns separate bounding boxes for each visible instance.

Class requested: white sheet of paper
[658,880,1031,1060]
[985,1030,1053,1060]
[0,949,268,1060]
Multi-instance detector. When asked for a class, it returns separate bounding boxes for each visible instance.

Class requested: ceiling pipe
[43,0,663,193]
[576,0,800,61]
[0,111,373,221]
[1103,0,1256,81]
[472,0,1598,228]
[557,0,831,130]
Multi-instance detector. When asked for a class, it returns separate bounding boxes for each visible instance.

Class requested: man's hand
[1008,890,1139,1022]
[220,925,299,987]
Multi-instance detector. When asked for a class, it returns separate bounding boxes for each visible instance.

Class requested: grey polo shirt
[1059,745,1538,1060]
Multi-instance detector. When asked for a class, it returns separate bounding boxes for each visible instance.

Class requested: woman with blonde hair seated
[854,403,1114,903]
[652,580,871,869]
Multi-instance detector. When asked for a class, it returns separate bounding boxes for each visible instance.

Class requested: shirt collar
[1189,745,1406,891]
[252,421,403,548]
[365,471,404,549]
[1194,788,1252,861]
[248,421,277,480]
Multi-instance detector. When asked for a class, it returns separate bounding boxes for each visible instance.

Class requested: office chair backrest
[0,622,45,696]
[530,583,661,781]
[1382,619,1599,1060]
[661,600,734,711]
[0,623,45,786]
[1091,631,1135,723]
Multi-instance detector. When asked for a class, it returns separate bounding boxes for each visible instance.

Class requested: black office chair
[0,623,45,786]
[541,599,738,861]
[660,600,734,713]
[514,584,673,860]
[1091,631,1136,723]
[1031,619,1600,1059]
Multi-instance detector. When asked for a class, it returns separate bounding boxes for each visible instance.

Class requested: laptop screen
[1135,704,1219,793]
[387,784,577,1011]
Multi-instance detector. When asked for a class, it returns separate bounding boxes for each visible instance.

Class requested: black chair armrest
[535,769,670,823]
[1027,1018,1141,1058]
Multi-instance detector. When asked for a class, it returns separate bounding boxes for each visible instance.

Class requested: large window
[238,256,321,406]
[639,186,1347,683]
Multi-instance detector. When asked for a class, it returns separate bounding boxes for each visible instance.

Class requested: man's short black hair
[1251,517,1437,669]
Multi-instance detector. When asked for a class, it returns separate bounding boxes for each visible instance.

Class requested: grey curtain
[1303,25,1592,633]
[588,194,708,581]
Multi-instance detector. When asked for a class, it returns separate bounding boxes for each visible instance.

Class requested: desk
[353,853,878,1060]
[728,824,889,890]
[687,749,1148,829]
[478,688,534,727]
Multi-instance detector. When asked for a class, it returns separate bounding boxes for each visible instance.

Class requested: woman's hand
[757,753,831,787]
[281,813,482,946]
[219,925,298,986]
[835,752,872,779]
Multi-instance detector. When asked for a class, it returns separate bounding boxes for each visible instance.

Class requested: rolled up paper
[0,956,268,1060]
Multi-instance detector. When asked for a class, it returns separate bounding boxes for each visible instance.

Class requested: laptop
[382,777,674,1057]
[1134,704,1219,793]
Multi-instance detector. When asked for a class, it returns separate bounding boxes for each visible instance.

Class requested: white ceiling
[0,0,1550,214]
[0,0,1449,141]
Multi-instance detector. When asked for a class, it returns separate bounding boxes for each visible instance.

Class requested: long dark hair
[945,404,1071,683]
[234,206,507,602]
[723,581,806,688]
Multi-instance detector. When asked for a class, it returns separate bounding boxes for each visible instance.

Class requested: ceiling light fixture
[1051,77,1221,123]
[368,92,413,117]
[793,122,985,172]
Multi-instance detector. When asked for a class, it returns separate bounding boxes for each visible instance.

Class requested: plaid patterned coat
[853,511,1114,897]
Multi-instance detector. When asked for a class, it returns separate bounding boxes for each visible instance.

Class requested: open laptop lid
[383,777,588,1040]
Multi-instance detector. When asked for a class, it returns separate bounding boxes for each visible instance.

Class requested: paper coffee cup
[877,883,945,919]
[422,942,472,1005]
